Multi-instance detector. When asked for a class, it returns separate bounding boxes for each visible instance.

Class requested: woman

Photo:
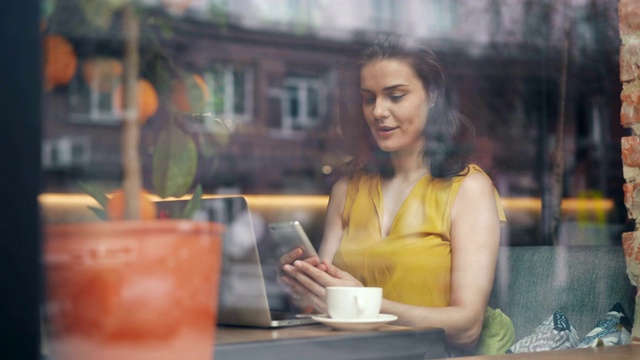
[280,37,511,354]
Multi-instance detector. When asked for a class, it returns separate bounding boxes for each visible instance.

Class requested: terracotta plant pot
[43,220,223,360]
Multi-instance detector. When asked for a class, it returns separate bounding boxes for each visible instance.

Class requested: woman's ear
[428,88,438,107]
[429,94,437,109]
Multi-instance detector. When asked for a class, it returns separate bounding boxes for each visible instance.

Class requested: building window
[42,136,91,170]
[268,77,327,131]
[68,59,123,125]
[204,63,254,123]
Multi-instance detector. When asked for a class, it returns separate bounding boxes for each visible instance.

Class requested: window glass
[307,86,319,119]
[286,85,299,120]
[233,68,246,114]
[205,64,226,115]
[34,1,629,357]
[39,0,624,249]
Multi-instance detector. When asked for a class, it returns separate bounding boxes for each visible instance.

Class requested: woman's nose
[372,100,389,120]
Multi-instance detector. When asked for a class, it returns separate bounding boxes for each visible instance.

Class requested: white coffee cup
[326,286,382,320]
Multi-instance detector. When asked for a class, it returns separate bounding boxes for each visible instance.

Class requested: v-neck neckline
[374,173,429,239]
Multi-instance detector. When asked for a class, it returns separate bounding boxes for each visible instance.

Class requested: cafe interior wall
[40,0,627,247]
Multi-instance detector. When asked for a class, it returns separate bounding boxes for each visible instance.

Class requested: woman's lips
[377,126,398,136]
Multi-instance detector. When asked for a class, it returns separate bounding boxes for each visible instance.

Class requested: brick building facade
[620,0,640,342]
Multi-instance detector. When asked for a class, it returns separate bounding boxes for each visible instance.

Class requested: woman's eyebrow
[360,84,409,93]
[382,84,408,91]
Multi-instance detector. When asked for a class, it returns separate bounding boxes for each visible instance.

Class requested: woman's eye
[390,94,405,102]
[362,97,375,105]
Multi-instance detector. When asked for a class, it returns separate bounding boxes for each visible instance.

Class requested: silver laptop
[156,196,317,328]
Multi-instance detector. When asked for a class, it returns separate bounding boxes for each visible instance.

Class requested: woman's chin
[376,143,396,153]
[373,140,391,151]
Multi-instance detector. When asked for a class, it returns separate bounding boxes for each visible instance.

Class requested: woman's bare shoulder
[329,176,350,203]
[458,170,494,195]
[451,170,499,222]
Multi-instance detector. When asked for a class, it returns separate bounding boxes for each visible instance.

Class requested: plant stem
[122,3,141,220]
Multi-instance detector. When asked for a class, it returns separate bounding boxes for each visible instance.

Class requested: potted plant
[41,2,228,359]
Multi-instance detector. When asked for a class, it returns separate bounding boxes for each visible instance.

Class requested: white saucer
[311,314,398,331]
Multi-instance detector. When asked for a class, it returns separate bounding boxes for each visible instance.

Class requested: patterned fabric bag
[507,310,580,353]
[577,302,631,348]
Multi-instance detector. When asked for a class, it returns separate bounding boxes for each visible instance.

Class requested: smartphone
[267,221,319,260]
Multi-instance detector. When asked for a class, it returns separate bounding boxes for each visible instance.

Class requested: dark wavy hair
[343,36,476,179]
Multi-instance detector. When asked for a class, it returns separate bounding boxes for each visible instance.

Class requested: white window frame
[68,70,122,125]
[277,77,326,131]
[42,136,91,170]
[204,63,254,123]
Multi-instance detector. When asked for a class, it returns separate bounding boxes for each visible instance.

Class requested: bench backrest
[488,246,636,341]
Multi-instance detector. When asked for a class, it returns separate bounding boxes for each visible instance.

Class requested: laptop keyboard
[270,311,298,321]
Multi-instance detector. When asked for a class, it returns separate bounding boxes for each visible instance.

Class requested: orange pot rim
[45,219,225,238]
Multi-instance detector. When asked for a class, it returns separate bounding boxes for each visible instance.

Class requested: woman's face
[360,59,431,155]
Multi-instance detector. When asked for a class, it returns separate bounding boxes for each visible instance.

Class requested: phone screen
[267,221,318,260]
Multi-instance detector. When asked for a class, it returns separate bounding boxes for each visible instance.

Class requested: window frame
[203,62,254,124]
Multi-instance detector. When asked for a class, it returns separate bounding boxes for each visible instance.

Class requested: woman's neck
[389,148,429,181]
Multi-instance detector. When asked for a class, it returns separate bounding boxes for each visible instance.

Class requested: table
[214,324,446,360]
[449,344,640,359]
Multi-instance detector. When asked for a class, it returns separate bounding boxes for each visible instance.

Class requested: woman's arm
[318,177,348,261]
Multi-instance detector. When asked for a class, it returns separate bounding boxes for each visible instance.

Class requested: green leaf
[77,181,109,209]
[183,72,208,113]
[181,184,203,219]
[204,117,230,147]
[88,206,108,221]
[152,119,198,198]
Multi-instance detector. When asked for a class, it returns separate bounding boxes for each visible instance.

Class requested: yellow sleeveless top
[333,164,506,308]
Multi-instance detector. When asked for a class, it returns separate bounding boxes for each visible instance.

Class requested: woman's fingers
[322,259,350,279]
[277,252,330,313]
[283,263,326,293]
[320,259,363,287]
[277,248,322,269]
[303,256,322,267]
[281,271,327,313]
[292,260,335,286]
[278,247,303,267]
[280,275,310,297]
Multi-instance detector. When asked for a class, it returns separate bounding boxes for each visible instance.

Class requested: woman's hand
[276,247,322,310]
[281,259,362,313]
[277,247,322,278]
